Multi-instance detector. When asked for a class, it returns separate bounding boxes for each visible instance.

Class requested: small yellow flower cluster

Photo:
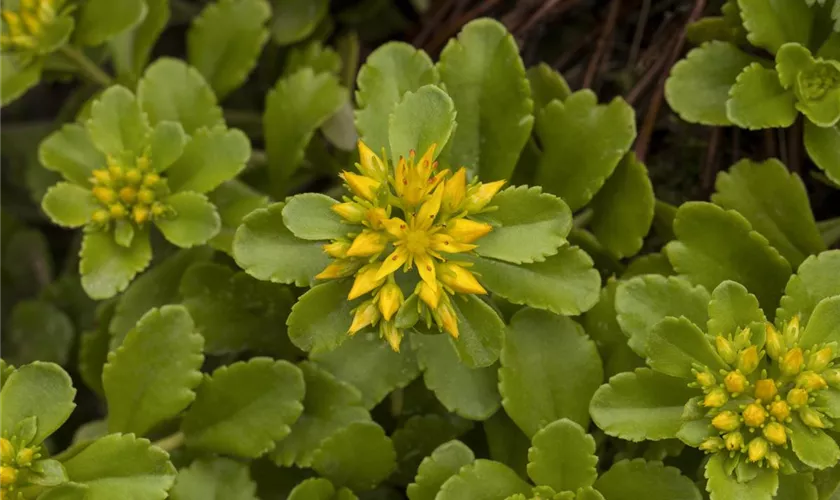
[695,317,838,469]
[1,437,39,499]
[799,62,840,101]
[0,0,62,51]
[89,155,173,227]
[316,141,504,351]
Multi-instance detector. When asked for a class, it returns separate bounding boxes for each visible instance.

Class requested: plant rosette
[591,251,840,500]
[39,59,250,300]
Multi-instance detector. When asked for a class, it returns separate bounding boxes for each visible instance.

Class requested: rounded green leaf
[148,121,187,173]
[712,158,825,268]
[589,368,697,442]
[312,331,420,409]
[311,421,397,492]
[412,332,500,420]
[472,186,571,264]
[594,458,701,500]
[287,280,358,353]
[355,42,439,155]
[790,411,840,468]
[79,309,112,396]
[500,308,603,436]
[233,202,333,287]
[726,63,797,129]
[665,42,758,125]
[42,182,98,228]
[86,85,151,157]
[103,305,204,436]
[109,0,170,83]
[61,433,176,500]
[437,460,531,499]
[181,358,305,458]
[165,127,250,193]
[38,123,106,187]
[207,180,270,255]
[738,0,814,54]
[80,227,152,300]
[0,362,75,445]
[187,0,271,100]
[155,191,221,248]
[707,280,766,337]
[527,63,572,110]
[527,418,598,492]
[282,193,346,241]
[75,0,145,46]
[6,300,74,367]
[776,473,818,500]
[465,247,601,316]
[437,18,534,181]
[269,0,328,45]
[284,41,342,76]
[704,452,778,500]
[1,55,42,106]
[447,294,505,368]
[665,202,792,314]
[288,478,357,500]
[170,457,258,500]
[776,43,814,89]
[137,58,224,134]
[534,90,636,211]
[407,440,475,500]
[800,296,840,348]
[392,414,472,485]
[388,84,455,161]
[646,317,728,379]
[804,120,840,185]
[778,250,840,324]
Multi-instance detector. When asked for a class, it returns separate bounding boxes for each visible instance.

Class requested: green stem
[152,431,185,452]
[58,45,113,87]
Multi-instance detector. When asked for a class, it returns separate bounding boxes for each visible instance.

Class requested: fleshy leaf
[527,418,598,492]
[484,410,530,479]
[471,186,572,264]
[269,0,328,45]
[804,121,840,185]
[707,280,766,337]
[738,0,814,54]
[589,368,697,442]
[287,280,357,354]
[148,121,187,172]
[646,317,728,379]
[103,305,204,436]
[282,193,346,241]
[109,0,169,83]
[80,228,152,300]
[775,473,818,500]
[86,85,150,157]
[799,296,840,348]
[170,457,258,500]
[42,182,98,228]
[407,440,475,500]
[165,127,251,194]
[437,18,534,181]
[704,453,778,500]
[155,191,221,248]
[449,294,505,368]
[726,63,797,129]
[437,460,531,499]
[594,459,702,500]
[38,123,106,187]
[1,56,42,107]
[0,361,75,445]
[789,413,840,469]
[534,90,636,211]
[311,421,397,492]
[75,0,145,46]
[78,305,112,396]
[392,414,472,485]
[181,358,305,458]
[777,250,840,325]
[207,180,269,255]
[527,63,571,110]
[287,478,357,500]
[500,308,603,436]
[388,84,456,161]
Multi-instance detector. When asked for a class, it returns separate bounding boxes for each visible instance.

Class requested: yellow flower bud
[341,171,380,201]
[737,346,759,374]
[378,282,403,321]
[442,167,467,212]
[0,439,13,463]
[437,262,487,295]
[715,336,737,365]
[365,207,388,229]
[349,300,379,335]
[15,448,34,467]
[734,327,752,349]
[136,155,151,171]
[743,403,767,427]
[724,431,743,451]
[766,451,781,470]
[435,300,459,339]
[808,346,834,372]
[824,368,840,387]
[417,281,440,309]
[754,379,777,403]
[345,230,386,258]
[381,321,403,352]
[784,316,801,344]
[800,407,827,429]
[332,202,366,223]
[443,218,493,244]
[724,371,747,394]
[712,410,741,432]
[0,466,15,487]
[747,437,769,463]
[781,347,804,377]
[119,186,137,204]
[137,189,155,204]
[763,422,787,445]
[132,205,149,224]
[92,209,110,224]
[323,240,350,259]
[109,204,127,219]
[108,164,124,180]
[464,180,505,212]
[125,168,142,184]
[695,371,716,388]
[787,388,809,407]
[770,400,791,421]
[143,172,160,187]
[703,388,728,408]
[91,169,111,185]
[93,186,116,204]
[356,141,387,180]
[797,371,828,391]
[699,437,724,453]
[315,259,359,280]
[347,264,386,300]
[765,323,785,360]
[151,202,168,217]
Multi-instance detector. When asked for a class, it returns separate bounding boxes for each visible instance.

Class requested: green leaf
[0,361,75,445]
[790,412,840,468]
[103,305,204,436]
[188,0,271,100]
[588,153,655,259]
[79,305,113,396]
[665,202,792,314]
[412,333,500,420]
[179,263,297,355]
[712,158,825,268]
[1,56,42,107]
[86,85,150,157]
[287,478,358,500]
[594,459,702,500]
[589,368,696,442]
[233,202,333,287]
[464,247,601,316]
[408,440,475,500]
[437,460,531,499]
[155,191,221,247]
[164,126,250,194]
[271,362,370,468]
[311,421,397,492]
[137,58,224,135]
[181,358,304,458]
[738,0,814,54]
[269,0,328,45]
[646,317,728,379]
[534,90,636,211]
[776,43,814,89]
[527,63,572,110]
[6,300,74,367]
[527,418,598,492]
[312,331,420,409]
[471,186,571,264]
[388,84,456,161]
[484,411,530,479]
[61,433,176,499]
[665,42,758,125]
[80,227,152,300]
[282,193,346,241]
[75,0,145,46]
[147,121,187,173]
[707,280,766,337]
[264,68,347,190]
[800,296,840,348]
[437,18,533,181]
[39,123,106,186]
[392,414,472,485]
[284,42,342,76]
[109,247,212,347]
[170,457,258,500]
[207,180,269,255]
[355,42,439,155]
[445,294,504,368]
[500,308,603,436]
[775,473,818,500]
[287,280,359,354]
[778,250,840,325]
[704,453,778,500]
[109,0,170,83]
[804,121,840,185]
[726,63,797,129]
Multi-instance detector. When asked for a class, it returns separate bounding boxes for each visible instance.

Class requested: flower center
[89,154,173,227]
[0,0,60,51]
[799,62,840,101]
[403,228,430,255]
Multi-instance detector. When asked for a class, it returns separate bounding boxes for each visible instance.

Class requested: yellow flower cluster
[316,141,504,351]
[695,317,839,469]
[89,155,173,228]
[1,437,39,499]
[0,0,62,51]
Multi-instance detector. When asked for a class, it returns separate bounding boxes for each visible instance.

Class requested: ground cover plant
[1,0,840,499]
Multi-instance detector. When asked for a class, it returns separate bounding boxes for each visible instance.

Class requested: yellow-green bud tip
[703,388,728,408]
[754,379,777,403]
[763,422,787,446]
[724,371,747,395]
[742,403,767,428]
[781,347,804,377]
[715,336,737,365]
[747,437,769,463]
[712,410,741,432]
